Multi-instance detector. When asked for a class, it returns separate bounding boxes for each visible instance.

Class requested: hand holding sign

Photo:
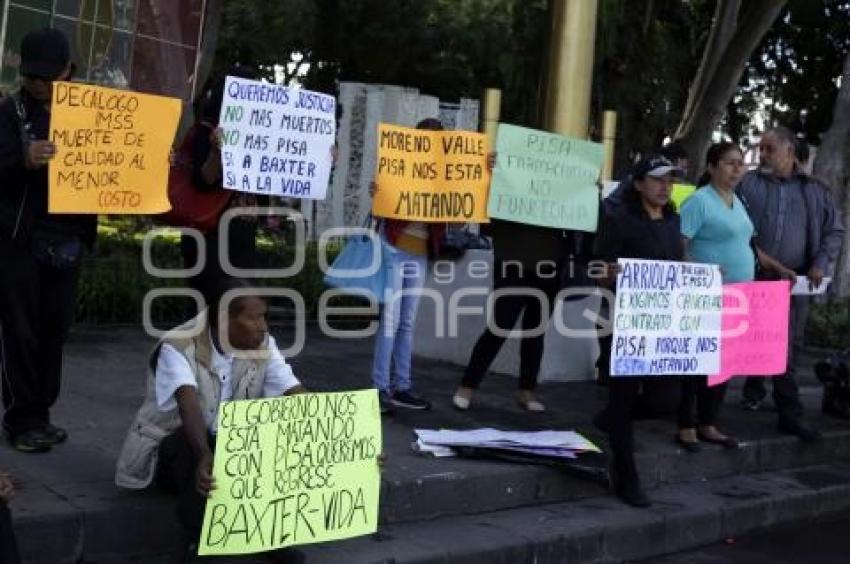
[611,259,723,376]
[48,82,180,214]
[487,124,603,231]
[218,77,336,199]
[199,390,382,556]
[372,123,491,223]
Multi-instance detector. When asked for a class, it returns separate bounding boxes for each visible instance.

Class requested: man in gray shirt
[738,126,844,441]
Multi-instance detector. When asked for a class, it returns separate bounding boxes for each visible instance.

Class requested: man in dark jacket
[0,28,96,452]
[738,126,844,441]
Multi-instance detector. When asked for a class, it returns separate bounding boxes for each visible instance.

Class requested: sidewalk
[1,324,848,563]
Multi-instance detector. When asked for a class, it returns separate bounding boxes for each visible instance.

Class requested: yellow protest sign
[372,123,491,222]
[48,82,181,214]
[671,183,696,211]
[198,390,382,556]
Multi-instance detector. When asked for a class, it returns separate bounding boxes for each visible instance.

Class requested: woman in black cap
[594,155,685,507]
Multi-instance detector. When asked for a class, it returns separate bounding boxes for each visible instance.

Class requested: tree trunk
[813,52,850,297]
[673,0,786,180]
[196,0,223,100]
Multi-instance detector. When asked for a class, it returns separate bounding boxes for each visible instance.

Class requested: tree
[738,1,850,145]
[592,0,711,175]
[673,0,787,179]
[814,52,850,296]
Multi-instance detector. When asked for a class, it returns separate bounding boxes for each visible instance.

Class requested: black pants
[0,239,80,438]
[602,377,681,479]
[679,378,727,429]
[462,262,561,391]
[180,219,257,303]
[0,502,20,564]
[742,295,808,422]
[156,429,302,562]
[156,429,212,543]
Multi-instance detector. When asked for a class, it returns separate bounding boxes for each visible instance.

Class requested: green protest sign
[199,390,382,556]
[487,123,603,231]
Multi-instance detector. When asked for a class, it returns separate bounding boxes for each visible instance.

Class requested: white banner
[611,259,723,376]
[219,76,336,199]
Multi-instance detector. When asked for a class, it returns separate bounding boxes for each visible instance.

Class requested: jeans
[371,243,427,393]
[742,295,808,422]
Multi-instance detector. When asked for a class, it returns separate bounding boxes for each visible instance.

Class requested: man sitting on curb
[1,471,20,564]
[115,278,306,561]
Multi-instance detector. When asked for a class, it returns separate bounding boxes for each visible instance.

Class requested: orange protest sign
[372,123,490,223]
[48,82,181,214]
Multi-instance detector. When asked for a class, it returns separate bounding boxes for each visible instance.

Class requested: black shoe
[378,391,394,415]
[611,465,651,507]
[610,453,651,508]
[822,398,850,420]
[778,418,822,442]
[391,390,431,410]
[10,428,53,453]
[41,424,68,445]
[741,398,763,411]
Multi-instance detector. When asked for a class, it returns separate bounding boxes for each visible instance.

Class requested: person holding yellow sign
[369,118,448,414]
[115,279,306,561]
[0,28,96,453]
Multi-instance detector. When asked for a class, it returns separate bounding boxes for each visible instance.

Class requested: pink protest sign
[708,281,791,387]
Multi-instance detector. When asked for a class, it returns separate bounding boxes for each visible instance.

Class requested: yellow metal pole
[481,88,502,146]
[601,110,617,180]
[545,0,598,138]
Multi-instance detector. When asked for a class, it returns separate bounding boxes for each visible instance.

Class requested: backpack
[159,122,231,233]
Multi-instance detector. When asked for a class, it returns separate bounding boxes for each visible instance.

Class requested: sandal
[518,394,545,413]
[697,430,740,450]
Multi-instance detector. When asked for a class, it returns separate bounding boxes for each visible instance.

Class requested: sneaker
[741,398,763,411]
[10,428,52,453]
[391,390,431,410]
[41,423,68,445]
[378,391,395,415]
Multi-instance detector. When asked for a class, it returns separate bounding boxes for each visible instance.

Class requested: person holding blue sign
[593,155,685,507]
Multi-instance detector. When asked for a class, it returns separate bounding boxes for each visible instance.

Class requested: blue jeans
[371,243,427,393]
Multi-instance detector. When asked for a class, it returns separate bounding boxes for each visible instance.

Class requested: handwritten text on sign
[372,123,491,222]
[487,124,603,231]
[49,82,180,214]
[199,390,381,556]
[708,281,790,387]
[220,77,336,199]
[611,259,723,376]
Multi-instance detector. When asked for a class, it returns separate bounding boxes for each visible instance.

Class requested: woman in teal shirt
[677,142,751,451]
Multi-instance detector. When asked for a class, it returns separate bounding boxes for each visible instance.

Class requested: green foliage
[76,221,343,325]
[593,0,712,171]
[807,300,850,349]
[215,0,549,127]
[738,0,850,144]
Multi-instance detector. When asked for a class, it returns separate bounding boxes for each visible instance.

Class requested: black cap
[633,154,684,179]
[20,27,70,79]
